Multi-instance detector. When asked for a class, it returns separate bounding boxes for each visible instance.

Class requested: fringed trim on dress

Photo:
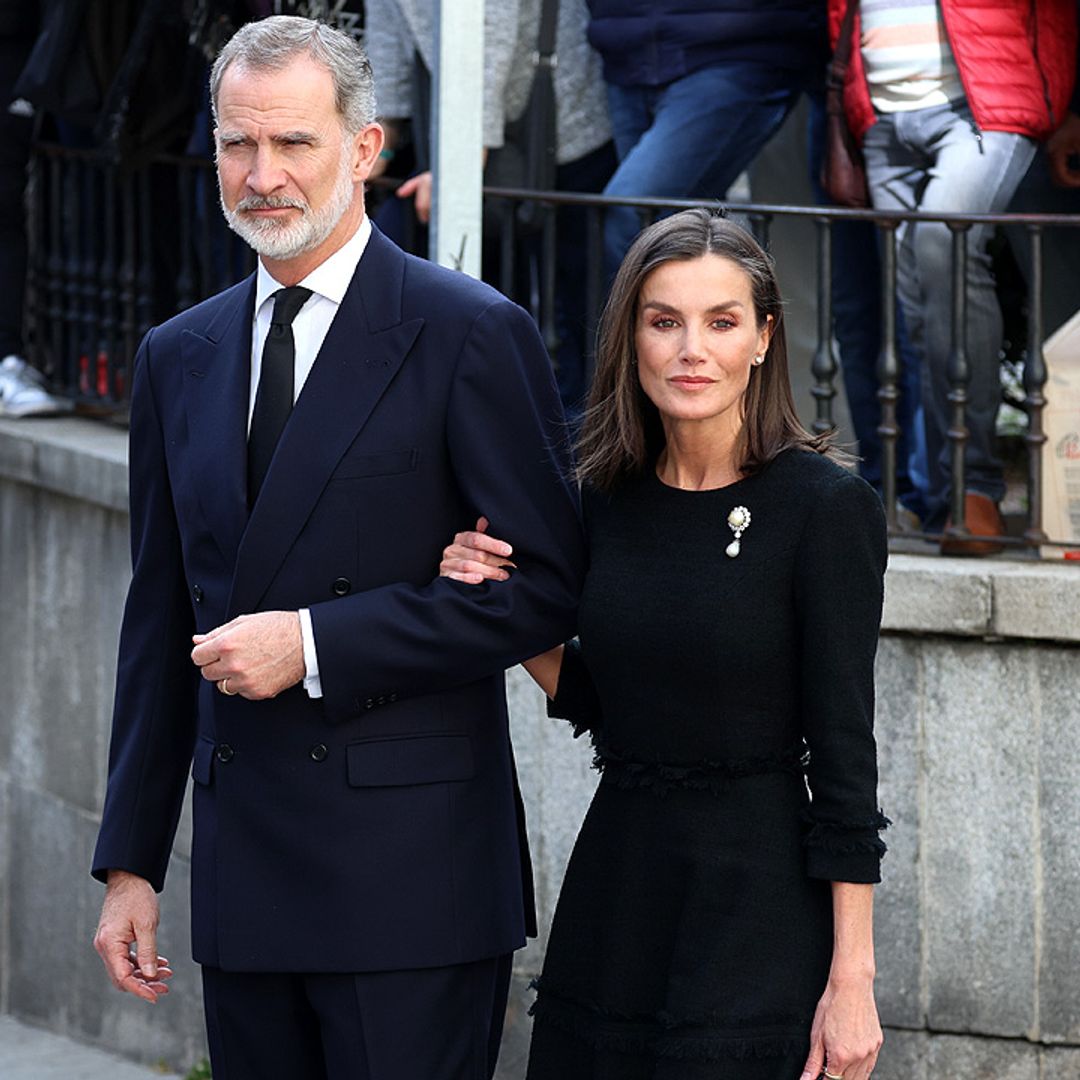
[591,740,807,796]
[802,811,892,855]
[527,980,809,1062]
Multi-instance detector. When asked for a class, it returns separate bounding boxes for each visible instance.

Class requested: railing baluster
[499,201,514,300]
[750,211,772,250]
[47,152,64,392]
[584,204,604,391]
[199,167,214,300]
[540,204,558,356]
[100,164,119,401]
[1023,224,1048,547]
[944,224,970,536]
[877,222,900,531]
[64,157,83,397]
[82,163,103,401]
[136,170,155,342]
[811,217,837,434]
[176,165,196,313]
[120,172,138,374]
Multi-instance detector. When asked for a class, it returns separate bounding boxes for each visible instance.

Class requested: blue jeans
[807,95,928,519]
[603,60,804,274]
[862,101,1035,520]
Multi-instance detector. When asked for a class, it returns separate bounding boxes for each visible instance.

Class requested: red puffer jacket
[828,0,1078,143]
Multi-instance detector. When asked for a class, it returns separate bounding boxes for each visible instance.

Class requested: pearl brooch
[726,505,751,558]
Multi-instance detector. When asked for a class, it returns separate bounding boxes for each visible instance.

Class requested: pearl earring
[752,355,764,366]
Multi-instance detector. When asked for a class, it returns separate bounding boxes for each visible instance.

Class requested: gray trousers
[862,99,1035,518]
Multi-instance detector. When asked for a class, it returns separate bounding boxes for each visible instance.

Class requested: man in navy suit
[90,16,584,1079]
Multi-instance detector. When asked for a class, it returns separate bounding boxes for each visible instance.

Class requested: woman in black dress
[442,210,887,1080]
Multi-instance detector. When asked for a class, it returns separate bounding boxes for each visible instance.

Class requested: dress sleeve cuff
[298,608,323,699]
[803,812,890,883]
[546,640,601,738]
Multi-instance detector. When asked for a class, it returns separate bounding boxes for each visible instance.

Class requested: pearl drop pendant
[726,505,751,558]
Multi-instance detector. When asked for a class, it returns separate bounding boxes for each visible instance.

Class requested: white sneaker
[0,355,74,418]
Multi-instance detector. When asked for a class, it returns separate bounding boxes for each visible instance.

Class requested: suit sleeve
[309,297,586,723]
[794,468,890,884]
[90,331,199,891]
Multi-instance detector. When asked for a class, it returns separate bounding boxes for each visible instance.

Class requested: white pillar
[430,0,485,278]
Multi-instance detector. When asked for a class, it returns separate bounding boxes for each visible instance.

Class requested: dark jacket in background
[586,0,827,88]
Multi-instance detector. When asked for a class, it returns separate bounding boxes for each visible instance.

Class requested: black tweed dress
[526,448,890,1080]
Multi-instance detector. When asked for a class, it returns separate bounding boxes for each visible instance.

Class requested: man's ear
[353,122,385,182]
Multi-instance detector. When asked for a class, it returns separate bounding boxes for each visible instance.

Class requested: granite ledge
[883,554,1080,644]
[2,420,1078,644]
[0,418,127,513]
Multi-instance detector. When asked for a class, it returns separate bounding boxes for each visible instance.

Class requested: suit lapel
[227,228,423,618]
[181,276,256,566]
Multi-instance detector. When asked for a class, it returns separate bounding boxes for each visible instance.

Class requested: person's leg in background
[552,140,617,419]
[806,94,927,523]
[863,102,1035,538]
[1006,147,1080,339]
[601,61,804,276]
[0,18,74,417]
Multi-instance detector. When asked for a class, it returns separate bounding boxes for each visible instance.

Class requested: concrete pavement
[0,1015,183,1079]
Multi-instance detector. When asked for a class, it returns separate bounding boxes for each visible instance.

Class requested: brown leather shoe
[940,492,1006,557]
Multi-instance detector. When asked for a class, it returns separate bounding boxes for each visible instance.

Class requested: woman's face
[634,254,772,435]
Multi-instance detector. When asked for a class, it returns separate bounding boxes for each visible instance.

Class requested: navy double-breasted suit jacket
[91,226,586,973]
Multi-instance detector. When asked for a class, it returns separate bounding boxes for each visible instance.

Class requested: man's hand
[1046,112,1080,188]
[94,871,172,1004]
[397,170,432,223]
[191,611,305,700]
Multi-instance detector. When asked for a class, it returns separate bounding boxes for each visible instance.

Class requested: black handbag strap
[832,0,859,77]
[537,0,559,64]
[826,0,859,100]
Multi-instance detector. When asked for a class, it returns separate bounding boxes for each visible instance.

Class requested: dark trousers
[202,954,513,1080]
[0,31,35,358]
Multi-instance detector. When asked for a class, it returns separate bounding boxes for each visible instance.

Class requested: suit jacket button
[331,577,351,596]
[389,691,398,702]
[363,697,375,710]
[309,743,328,763]
[193,585,204,603]
[215,743,234,764]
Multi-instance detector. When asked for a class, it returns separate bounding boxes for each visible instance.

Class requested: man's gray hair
[210,16,376,133]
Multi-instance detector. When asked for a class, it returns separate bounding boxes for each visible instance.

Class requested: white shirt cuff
[298,608,323,699]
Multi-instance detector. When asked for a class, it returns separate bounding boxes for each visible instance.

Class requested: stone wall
[1,417,1078,1077]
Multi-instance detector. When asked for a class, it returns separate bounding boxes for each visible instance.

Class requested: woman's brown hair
[576,208,830,491]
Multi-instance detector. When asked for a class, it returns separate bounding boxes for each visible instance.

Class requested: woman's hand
[440,517,516,584]
[800,971,882,1080]
[439,517,563,696]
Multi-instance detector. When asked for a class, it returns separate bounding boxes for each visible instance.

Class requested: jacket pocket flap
[346,733,474,787]
[334,448,418,480]
[191,736,216,786]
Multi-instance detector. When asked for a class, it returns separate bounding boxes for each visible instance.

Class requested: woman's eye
[712,318,736,330]
[653,317,677,329]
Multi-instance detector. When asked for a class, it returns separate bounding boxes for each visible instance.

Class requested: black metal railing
[484,187,1080,553]
[23,143,1080,551]
[25,144,255,409]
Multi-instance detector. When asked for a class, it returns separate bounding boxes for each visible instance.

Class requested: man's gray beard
[219,146,355,260]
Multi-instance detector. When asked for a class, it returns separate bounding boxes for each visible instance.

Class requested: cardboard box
[1041,308,1080,559]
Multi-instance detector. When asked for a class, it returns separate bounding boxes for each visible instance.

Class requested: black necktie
[247,286,312,506]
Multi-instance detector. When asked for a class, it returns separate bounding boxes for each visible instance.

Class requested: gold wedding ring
[824,1071,844,1079]
[219,677,237,696]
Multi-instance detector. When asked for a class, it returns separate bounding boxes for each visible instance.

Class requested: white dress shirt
[249,215,373,698]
